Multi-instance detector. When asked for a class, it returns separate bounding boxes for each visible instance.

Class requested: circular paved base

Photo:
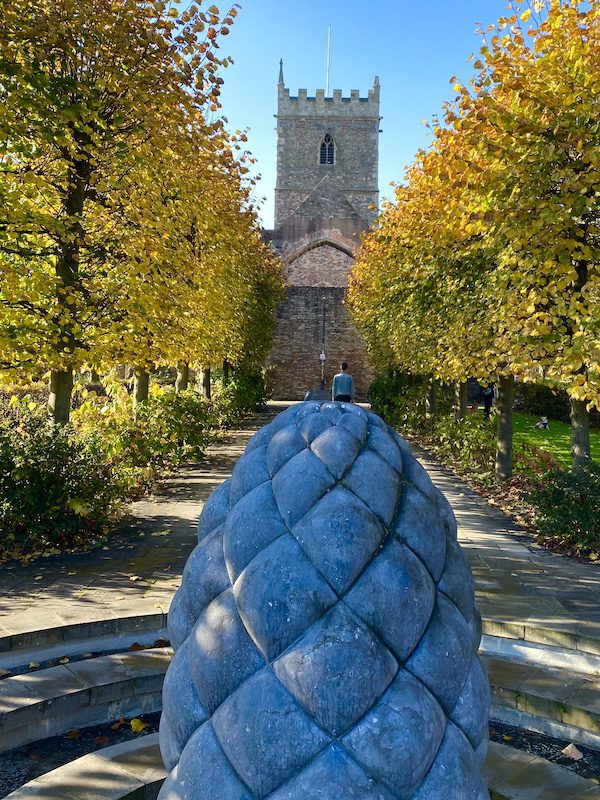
[3,736,598,800]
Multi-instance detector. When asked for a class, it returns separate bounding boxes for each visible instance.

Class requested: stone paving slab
[0,405,598,661]
[413,446,600,637]
[483,742,600,798]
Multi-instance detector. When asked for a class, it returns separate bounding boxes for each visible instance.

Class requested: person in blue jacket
[332,362,355,402]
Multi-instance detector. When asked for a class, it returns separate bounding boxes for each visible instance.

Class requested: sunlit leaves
[0,0,284,393]
[348,0,599,409]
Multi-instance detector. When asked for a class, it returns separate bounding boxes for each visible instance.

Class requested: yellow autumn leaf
[130,718,150,733]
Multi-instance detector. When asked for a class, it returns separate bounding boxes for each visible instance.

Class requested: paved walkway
[0,404,599,646]
[0,419,268,640]
[414,448,600,648]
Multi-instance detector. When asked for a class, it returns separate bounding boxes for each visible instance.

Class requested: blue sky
[217,0,512,227]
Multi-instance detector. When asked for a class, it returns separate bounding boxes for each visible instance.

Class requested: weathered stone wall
[268,287,374,401]
[270,217,364,264]
[267,76,380,400]
[285,245,355,288]
[275,83,380,229]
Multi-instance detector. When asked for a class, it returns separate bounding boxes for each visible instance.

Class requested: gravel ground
[1,717,598,798]
[0,712,160,798]
[490,719,600,781]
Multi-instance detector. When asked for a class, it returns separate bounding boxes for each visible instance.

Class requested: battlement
[278,77,380,118]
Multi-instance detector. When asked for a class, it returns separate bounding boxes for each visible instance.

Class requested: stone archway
[284,239,356,288]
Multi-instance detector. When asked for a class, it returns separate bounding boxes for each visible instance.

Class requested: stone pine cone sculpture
[159,402,490,800]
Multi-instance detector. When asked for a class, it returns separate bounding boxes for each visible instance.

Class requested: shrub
[369,374,496,482]
[513,382,571,424]
[527,463,600,549]
[72,383,213,492]
[368,375,428,435]
[211,371,268,427]
[0,403,121,557]
[0,370,268,560]
[428,415,496,483]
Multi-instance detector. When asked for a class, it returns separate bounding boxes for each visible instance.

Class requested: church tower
[267,63,380,399]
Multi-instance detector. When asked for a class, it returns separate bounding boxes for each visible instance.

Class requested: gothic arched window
[319,133,335,165]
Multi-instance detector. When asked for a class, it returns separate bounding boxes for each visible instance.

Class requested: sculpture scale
[159,402,490,800]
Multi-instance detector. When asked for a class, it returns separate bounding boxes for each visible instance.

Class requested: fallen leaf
[28,661,40,669]
[129,575,142,582]
[59,656,70,665]
[111,718,127,730]
[65,729,81,740]
[502,734,513,742]
[130,717,150,733]
[561,743,583,761]
[128,642,143,652]
[94,735,110,746]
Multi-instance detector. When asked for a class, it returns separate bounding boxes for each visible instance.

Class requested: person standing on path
[482,383,494,419]
[332,362,355,402]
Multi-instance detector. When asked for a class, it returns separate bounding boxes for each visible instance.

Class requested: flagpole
[326,25,331,96]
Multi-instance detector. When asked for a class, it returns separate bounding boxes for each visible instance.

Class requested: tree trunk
[199,366,211,400]
[495,375,514,483]
[50,146,91,425]
[455,381,468,423]
[222,359,230,385]
[570,398,590,470]
[175,362,189,394]
[426,380,437,416]
[133,368,150,408]
[48,369,74,424]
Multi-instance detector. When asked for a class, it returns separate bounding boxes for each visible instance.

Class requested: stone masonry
[286,245,354,288]
[269,287,375,401]
[266,64,380,400]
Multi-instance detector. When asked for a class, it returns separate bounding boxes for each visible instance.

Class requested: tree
[451,0,600,466]
[0,0,238,421]
[349,0,599,474]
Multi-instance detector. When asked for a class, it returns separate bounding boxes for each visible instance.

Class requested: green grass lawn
[512,411,600,470]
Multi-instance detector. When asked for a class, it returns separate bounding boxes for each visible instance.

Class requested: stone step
[3,734,598,800]
[0,648,170,753]
[0,613,167,658]
[482,634,600,677]
[0,629,168,676]
[484,654,600,750]
[481,614,600,660]
[4,620,600,757]
[3,642,600,772]
[3,599,600,662]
